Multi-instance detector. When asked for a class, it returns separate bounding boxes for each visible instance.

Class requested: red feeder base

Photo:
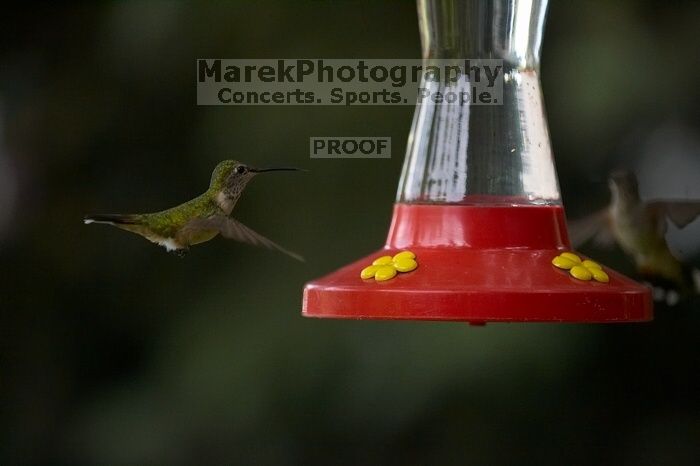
[302,203,653,323]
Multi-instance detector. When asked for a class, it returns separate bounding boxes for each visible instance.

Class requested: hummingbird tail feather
[83,214,139,226]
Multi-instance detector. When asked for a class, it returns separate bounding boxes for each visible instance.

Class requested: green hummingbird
[570,170,700,302]
[84,160,304,260]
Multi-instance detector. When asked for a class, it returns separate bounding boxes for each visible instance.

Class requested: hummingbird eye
[236,165,247,174]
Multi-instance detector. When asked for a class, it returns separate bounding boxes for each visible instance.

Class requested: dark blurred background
[1,1,699,465]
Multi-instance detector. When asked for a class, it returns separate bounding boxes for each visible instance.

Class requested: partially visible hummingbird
[84,160,304,260]
[569,170,700,302]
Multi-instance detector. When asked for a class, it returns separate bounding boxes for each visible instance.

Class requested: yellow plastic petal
[582,259,601,270]
[552,255,576,270]
[360,265,379,279]
[392,250,416,262]
[372,255,394,266]
[591,268,609,283]
[560,252,582,263]
[570,265,592,281]
[374,265,398,281]
[394,258,418,272]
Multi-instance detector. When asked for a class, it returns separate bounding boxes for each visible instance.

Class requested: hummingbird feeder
[302,0,652,323]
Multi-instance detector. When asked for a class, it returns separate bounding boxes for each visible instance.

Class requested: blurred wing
[185,216,304,261]
[567,209,615,248]
[648,201,700,229]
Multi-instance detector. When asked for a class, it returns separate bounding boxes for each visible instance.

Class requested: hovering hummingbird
[84,160,304,260]
[569,170,700,302]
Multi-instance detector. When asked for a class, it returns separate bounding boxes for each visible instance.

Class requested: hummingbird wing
[647,201,700,230]
[567,209,616,248]
[183,215,304,261]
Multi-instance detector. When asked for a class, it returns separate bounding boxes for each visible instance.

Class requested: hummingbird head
[209,160,304,195]
[210,160,256,191]
[608,170,640,204]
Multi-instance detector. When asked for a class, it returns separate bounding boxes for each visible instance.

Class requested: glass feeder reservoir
[302,0,652,323]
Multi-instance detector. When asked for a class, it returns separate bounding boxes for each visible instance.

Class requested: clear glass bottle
[398,0,559,205]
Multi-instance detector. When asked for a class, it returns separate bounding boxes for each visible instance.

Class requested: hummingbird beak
[249,167,306,173]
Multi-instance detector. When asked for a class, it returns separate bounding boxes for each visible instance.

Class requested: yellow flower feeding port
[360,251,419,282]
